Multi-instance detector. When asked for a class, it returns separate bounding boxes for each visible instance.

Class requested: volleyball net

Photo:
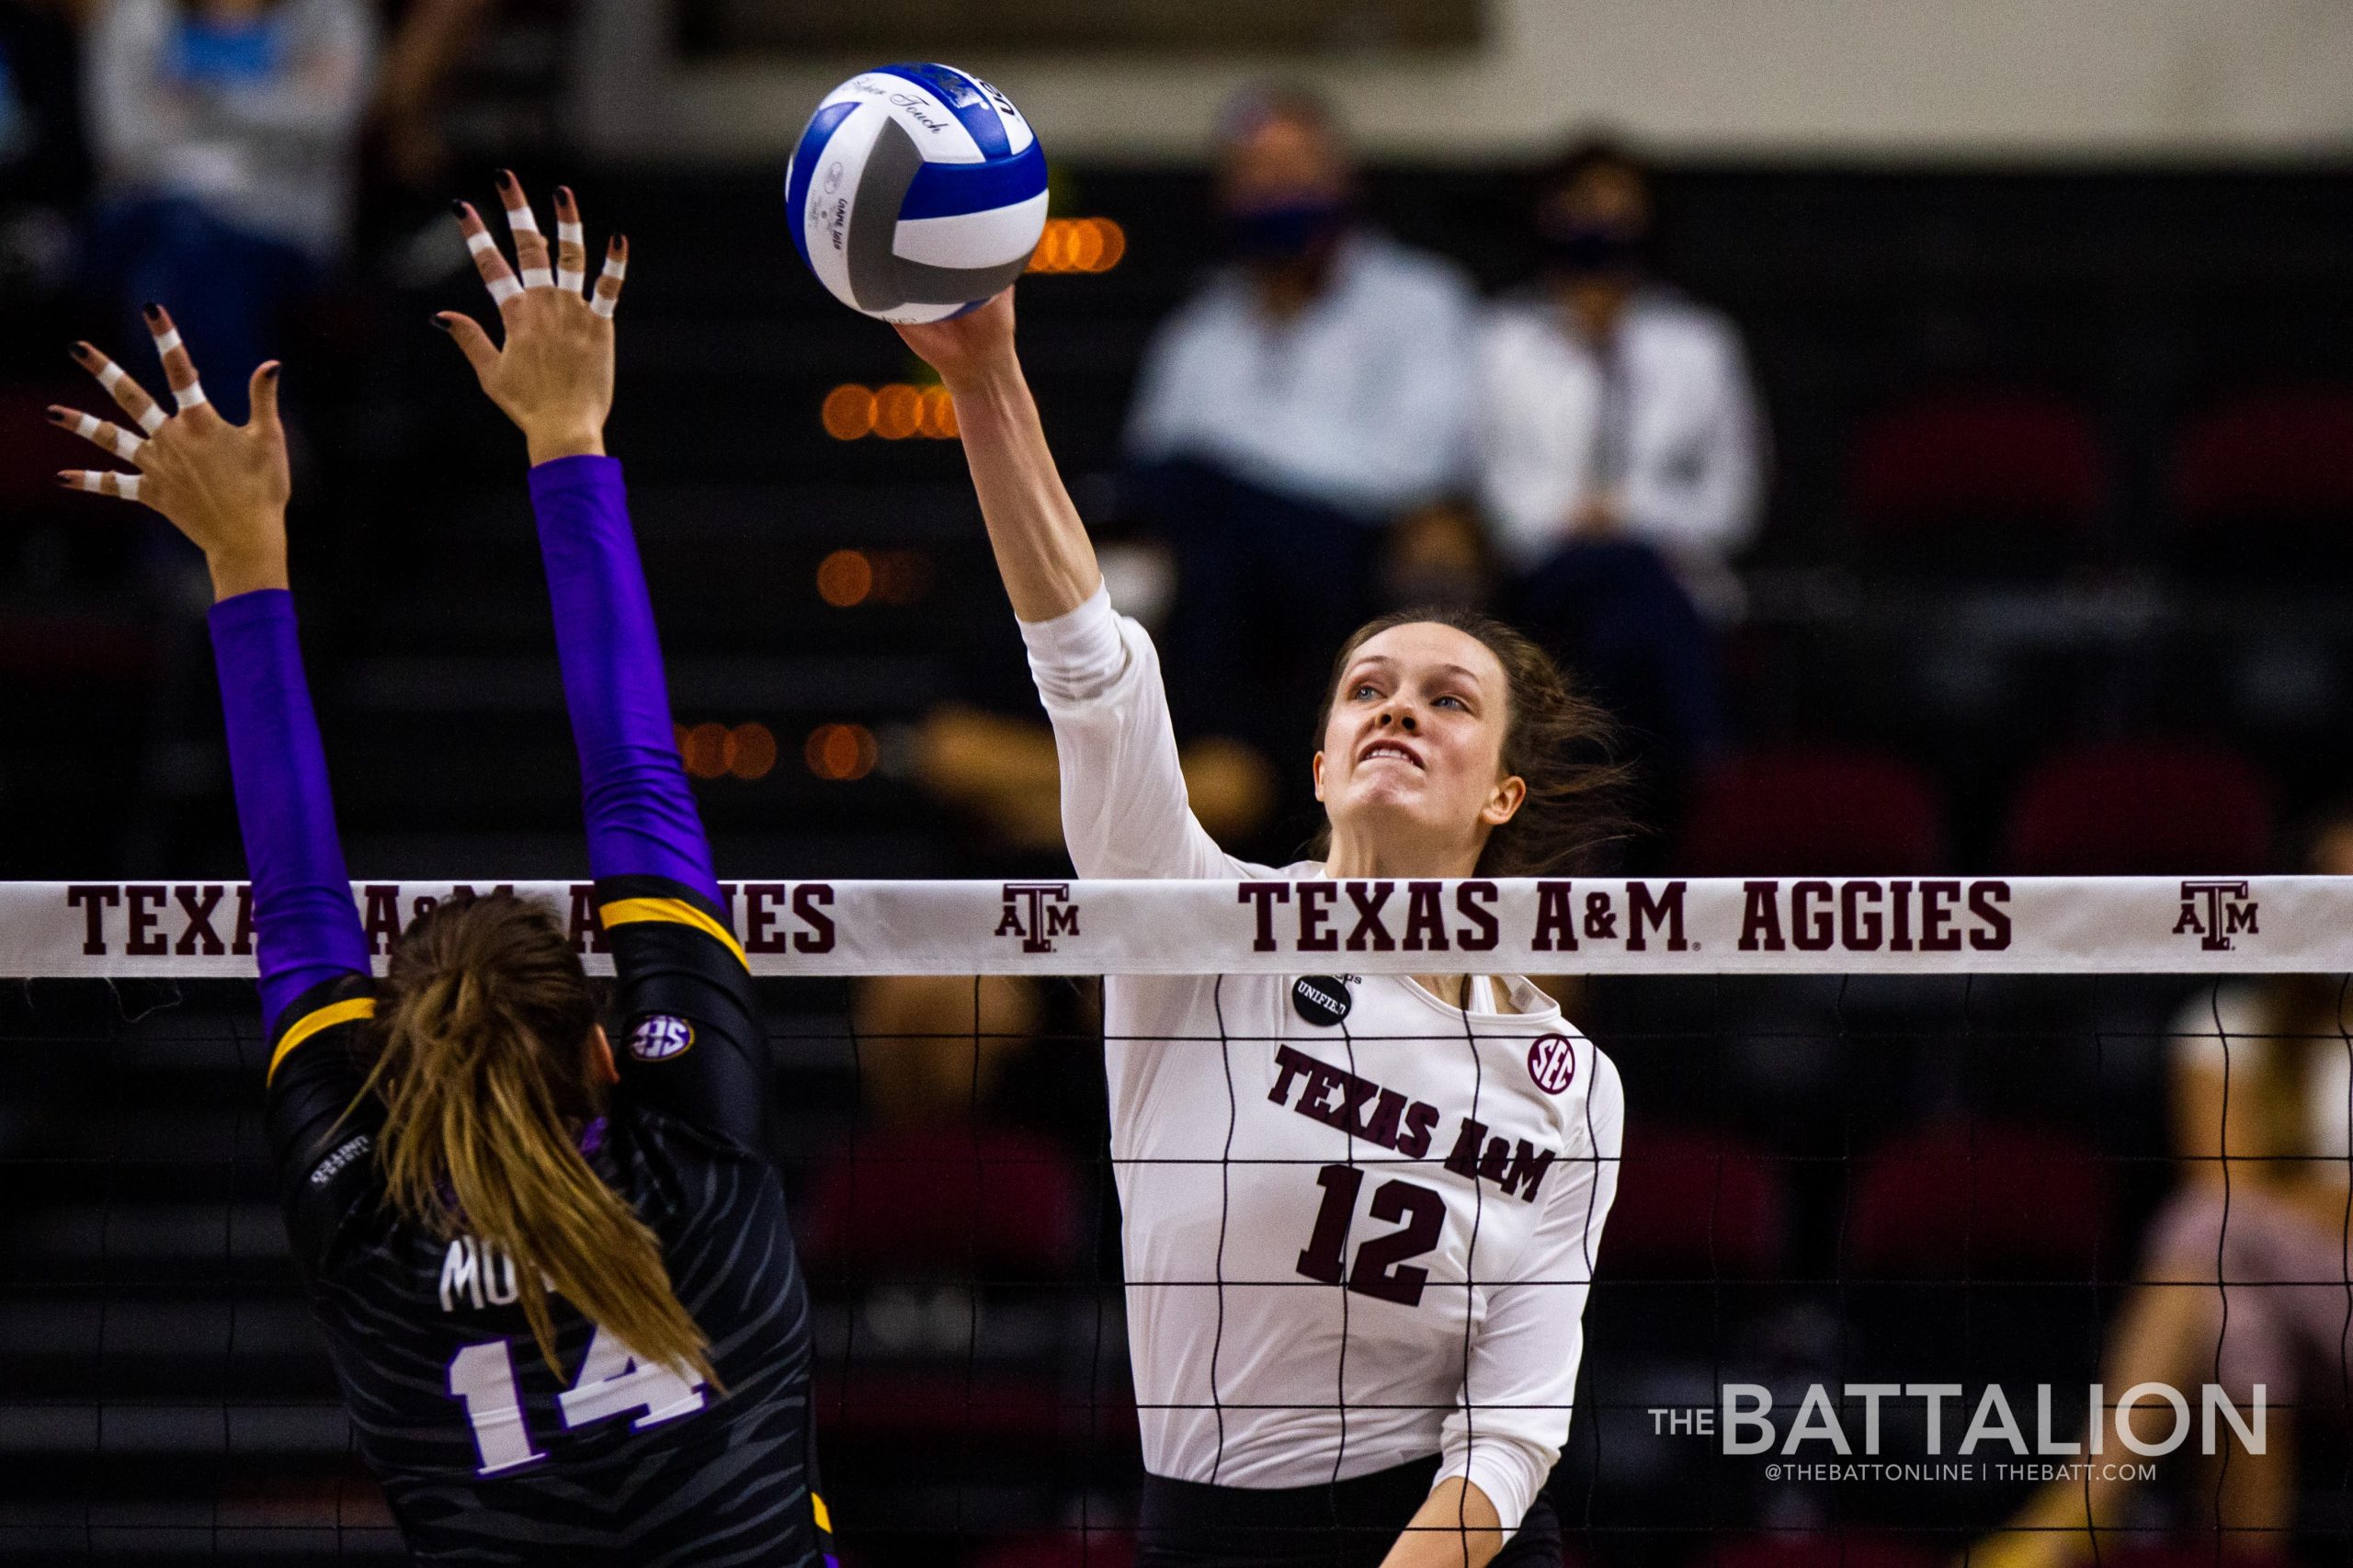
[4,876,2349,1566]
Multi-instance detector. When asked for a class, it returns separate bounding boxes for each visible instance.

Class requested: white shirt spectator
[1477,289,1764,579]
[1126,230,1478,523]
[87,0,376,257]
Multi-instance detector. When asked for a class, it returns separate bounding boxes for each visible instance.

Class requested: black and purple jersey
[220,458,829,1566]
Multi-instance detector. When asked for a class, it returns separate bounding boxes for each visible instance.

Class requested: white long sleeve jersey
[1023,588,1624,1531]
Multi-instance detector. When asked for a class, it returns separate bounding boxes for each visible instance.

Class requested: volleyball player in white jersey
[897,291,1627,1568]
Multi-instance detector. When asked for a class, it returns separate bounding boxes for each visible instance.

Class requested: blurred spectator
[853,973,1045,1129]
[1124,85,1478,790]
[365,0,489,192]
[84,0,375,419]
[1477,137,1765,801]
[1980,810,2353,1566]
[0,0,89,339]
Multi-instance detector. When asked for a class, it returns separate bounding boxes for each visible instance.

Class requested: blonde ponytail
[358,894,715,1385]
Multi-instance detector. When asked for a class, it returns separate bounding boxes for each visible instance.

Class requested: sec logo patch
[1527,1033,1576,1095]
[631,1015,695,1062]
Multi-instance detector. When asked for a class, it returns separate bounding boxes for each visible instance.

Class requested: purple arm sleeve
[209,589,370,1031]
[527,455,721,903]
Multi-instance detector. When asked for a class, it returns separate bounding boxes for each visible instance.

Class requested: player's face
[1314,623,1525,863]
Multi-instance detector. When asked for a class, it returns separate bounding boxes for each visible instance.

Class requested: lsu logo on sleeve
[630,1015,696,1062]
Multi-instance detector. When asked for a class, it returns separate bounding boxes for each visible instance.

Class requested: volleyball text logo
[996,881,1080,953]
[2175,880,2257,951]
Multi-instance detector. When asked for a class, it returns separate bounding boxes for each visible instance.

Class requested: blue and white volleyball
[786,63,1047,324]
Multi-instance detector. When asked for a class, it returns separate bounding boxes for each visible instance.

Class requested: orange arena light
[918,384,958,439]
[680,722,732,779]
[871,383,924,439]
[822,384,876,440]
[821,383,960,439]
[816,549,874,607]
[805,722,879,782]
[871,549,933,605]
[726,722,778,781]
[1027,218,1125,275]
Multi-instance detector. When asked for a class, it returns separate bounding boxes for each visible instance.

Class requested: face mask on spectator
[1222,198,1347,262]
[1540,219,1646,279]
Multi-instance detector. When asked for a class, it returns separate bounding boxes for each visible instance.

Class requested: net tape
[0,875,2329,979]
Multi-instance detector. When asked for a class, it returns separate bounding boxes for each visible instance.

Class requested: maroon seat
[1847,1122,2108,1278]
[2063,1545,2292,1568]
[1678,748,1944,876]
[1999,740,2270,876]
[803,1127,1097,1447]
[2177,388,2353,524]
[967,1529,1137,1568]
[1706,1536,1939,1568]
[803,1125,1083,1276]
[1849,392,2105,545]
[1597,1124,1785,1279]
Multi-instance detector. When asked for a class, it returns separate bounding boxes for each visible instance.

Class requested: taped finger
[144,306,208,413]
[590,236,628,319]
[48,406,145,462]
[74,343,167,433]
[554,186,587,292]
[499,171,555,290]
[61,470,142,502]
[455,200,522,306]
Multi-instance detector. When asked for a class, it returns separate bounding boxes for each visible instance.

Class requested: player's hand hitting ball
[895,289,1017,392]
[437,172,629,464]
[49,306,291,601]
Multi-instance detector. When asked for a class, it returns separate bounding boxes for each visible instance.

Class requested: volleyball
[786,63,1048,324]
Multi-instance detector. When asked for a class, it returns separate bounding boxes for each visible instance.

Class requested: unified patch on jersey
[1290,974,1352,1028]
[1527,1032,1577,1094]
[631,1015,696,1062]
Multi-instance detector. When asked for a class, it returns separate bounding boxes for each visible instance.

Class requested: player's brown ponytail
[358,892,715,1385]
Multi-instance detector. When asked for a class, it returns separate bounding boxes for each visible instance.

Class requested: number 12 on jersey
[448,1327,707,1474]
[1294,1163,1446,1307]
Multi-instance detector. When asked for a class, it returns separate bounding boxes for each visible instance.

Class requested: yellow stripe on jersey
[267,996,378,1084]
[812,1494,832,1533]
[599,896,750,971]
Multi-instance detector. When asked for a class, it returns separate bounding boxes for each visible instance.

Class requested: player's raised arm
[898,291,1101,622]
[51,316,370,1049]
[898,290,1233,881]
[438,176,765,1138]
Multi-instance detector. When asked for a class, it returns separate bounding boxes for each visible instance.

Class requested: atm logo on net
[2175,880,2257,952]
[997,881,1080,953]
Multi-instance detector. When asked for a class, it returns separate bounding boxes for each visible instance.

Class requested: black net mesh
[4,970,2349,1567]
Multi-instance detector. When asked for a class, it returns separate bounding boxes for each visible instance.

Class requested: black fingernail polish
[142,301,161,320]
[496,168,515,189]
[450,199,468,218]
[264,364,282,379]
[430,315,452,333]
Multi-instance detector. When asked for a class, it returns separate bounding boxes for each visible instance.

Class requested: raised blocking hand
[438,172,629,464]
[51,305,291,600]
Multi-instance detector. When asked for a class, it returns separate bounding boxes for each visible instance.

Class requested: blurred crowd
[0,0,500,393]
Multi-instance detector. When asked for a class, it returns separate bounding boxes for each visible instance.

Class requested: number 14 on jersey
[448,1327,707,1474]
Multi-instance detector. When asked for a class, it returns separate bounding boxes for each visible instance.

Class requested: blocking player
[46,176,832,1566]
[898,288,1627,1568]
